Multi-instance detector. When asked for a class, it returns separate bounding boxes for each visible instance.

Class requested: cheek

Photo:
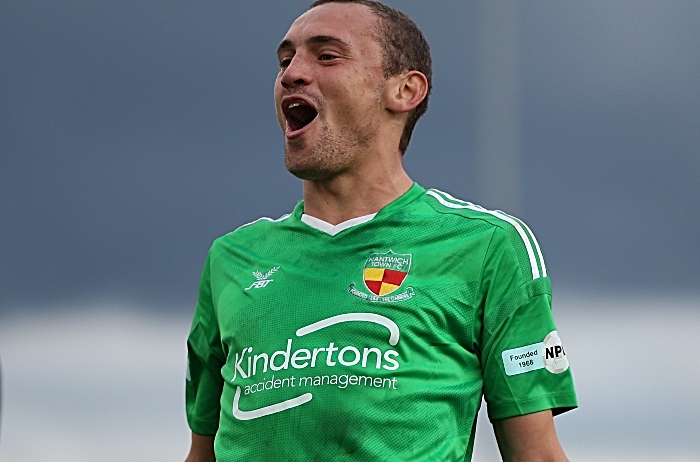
[325,82,376,119]
[275,108,284,128]
[273,84,285,126]
[273,76,285,103]
[354,72,385,108]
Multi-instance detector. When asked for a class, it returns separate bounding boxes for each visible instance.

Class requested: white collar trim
[301,212,377,236]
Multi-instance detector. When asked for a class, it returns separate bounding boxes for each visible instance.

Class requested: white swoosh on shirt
[296,312,400,346]
[232,386,313,421]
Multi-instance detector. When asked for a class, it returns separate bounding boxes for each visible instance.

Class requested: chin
[285,160,325,181]
[283,125,353,181]
[285,158,341,182]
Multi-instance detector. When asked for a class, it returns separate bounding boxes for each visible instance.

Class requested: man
[185,1,577,461]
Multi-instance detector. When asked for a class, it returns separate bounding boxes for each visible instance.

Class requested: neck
[301,152,413,225]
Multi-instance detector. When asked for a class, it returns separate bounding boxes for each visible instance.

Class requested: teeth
[288,102,301,109]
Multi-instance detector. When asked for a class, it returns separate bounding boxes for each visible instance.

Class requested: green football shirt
[186,183,577,461]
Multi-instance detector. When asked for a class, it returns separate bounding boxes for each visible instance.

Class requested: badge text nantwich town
[348,250,414,303]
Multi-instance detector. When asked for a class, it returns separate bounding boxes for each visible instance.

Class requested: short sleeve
[186,249,226,435]
[479,228,577,421]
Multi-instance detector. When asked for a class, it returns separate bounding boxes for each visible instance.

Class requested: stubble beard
[284,117,377,182]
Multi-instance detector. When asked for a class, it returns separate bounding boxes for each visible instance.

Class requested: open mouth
[283,99,318,133]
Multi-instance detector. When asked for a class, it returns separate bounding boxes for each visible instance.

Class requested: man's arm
[185,431,215,462]
[492,410,569,462]
[186,248,224,461]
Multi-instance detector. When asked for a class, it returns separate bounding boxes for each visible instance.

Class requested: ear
[385,70,428,114]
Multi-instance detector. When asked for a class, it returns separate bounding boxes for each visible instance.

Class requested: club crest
[348,250,414,303]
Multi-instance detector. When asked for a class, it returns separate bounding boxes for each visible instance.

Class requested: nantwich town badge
[348,250,414,303]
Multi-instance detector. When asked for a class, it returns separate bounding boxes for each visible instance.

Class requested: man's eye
[319,54,336,61]
[280,58,292,68]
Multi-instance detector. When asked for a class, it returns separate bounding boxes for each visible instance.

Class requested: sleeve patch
[502,331,569,376]
[502,342,544,376]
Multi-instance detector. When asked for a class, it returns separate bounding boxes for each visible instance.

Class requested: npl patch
[542,330,569,374]
[501,330,569,376]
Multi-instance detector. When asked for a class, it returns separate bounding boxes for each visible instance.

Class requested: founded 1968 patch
[501,330,569,376]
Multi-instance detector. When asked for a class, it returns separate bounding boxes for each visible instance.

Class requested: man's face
[274,3,387,181]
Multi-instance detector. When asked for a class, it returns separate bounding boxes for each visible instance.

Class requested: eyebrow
[277,35,351,54]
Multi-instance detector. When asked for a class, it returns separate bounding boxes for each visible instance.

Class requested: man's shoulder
[422,188,548,281]
[423,188,522,229]
[212,212,296,247]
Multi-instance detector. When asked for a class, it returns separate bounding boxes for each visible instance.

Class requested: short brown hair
[308,0,432,154]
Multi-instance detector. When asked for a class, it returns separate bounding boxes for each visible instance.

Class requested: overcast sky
[2,1,699,311]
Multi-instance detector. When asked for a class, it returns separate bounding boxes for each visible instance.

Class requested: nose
[280,55,312,89]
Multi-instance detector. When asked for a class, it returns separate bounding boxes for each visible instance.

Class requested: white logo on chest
[245,266,280,290]
[231,313,401,421]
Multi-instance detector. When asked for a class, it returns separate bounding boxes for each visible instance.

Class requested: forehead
[282,3,380,50]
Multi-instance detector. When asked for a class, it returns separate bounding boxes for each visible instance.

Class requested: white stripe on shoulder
[426,189,544,280]
[229,213,291,234]
[505,214,547,278]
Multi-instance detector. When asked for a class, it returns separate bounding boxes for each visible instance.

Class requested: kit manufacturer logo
[245,266,280,290]
[348,250,414,303]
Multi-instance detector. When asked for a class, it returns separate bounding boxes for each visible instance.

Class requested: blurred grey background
[1,1,698,461]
